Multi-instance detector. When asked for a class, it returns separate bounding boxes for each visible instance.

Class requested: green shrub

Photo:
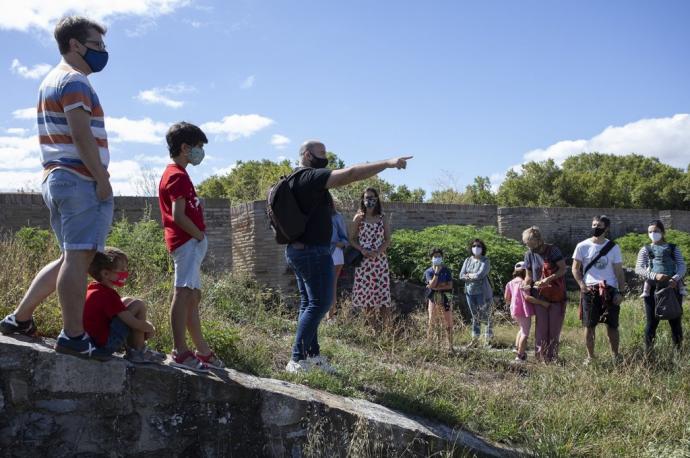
[615,229,690,266]
[387,225,525,290]
[106,214,171,288]
[15,227,59,258]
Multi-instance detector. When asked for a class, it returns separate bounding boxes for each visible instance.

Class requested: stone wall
[2,193,690,295]
[0,193,232,270]
[0,335,515,457]
[498,206,675,252]
[229,201,499,295]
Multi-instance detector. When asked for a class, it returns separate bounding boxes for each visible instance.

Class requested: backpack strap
[583,240,616,275]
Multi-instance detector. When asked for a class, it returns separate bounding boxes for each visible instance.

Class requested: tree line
[197,152,690,210]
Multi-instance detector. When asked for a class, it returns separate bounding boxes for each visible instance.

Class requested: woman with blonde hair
[520,226,567,363]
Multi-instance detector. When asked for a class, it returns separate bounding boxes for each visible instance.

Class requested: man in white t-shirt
[572,215,626,364]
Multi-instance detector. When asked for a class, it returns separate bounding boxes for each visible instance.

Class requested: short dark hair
[88,247,128,282]
[593,214,611,229]
[649,219,665,233]
[54,16,106,55]
[429,247,444,257]
[468,238,487,256]
[166,122,208,157]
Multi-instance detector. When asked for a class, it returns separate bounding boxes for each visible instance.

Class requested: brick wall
[497,206,665,252]
[0,193,232,270]
[2,193,689,294]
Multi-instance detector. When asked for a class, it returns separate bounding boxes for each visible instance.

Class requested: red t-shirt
[158,163,206,252]
[83,281,127,347]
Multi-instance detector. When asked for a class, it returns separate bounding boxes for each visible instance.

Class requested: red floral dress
[352,215,391,308]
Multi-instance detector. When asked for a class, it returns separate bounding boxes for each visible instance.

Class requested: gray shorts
[172,236,207,290]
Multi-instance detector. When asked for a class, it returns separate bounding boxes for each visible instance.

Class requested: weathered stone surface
[0,334,519,457]
[8,376,30,404]
[33,352,127,394]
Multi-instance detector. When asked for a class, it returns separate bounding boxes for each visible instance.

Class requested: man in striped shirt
[1,17,113,359]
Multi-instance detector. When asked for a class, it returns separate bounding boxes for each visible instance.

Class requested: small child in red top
[84,247,164,364]
[158,122,225,373]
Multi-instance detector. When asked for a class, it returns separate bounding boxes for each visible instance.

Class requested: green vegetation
[2,221,690,456]
[196,152,426,207]
[387,225,525,289]
[198,152,689,210]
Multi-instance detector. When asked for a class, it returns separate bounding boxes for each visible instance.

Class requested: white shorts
[172,236,208,290]
[332,247,344,266]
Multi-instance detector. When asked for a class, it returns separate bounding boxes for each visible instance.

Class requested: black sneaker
[54,331,111,361]
[0,314,37,336]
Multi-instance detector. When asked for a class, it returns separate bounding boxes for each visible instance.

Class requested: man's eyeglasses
[84,40,107,51]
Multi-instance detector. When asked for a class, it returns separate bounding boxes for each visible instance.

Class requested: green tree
[389,184,426,203]
[463,176,497,205]
[495,153,689,209]
[496,159,566,207]
[197,159,293,203]
[429,188,465,204]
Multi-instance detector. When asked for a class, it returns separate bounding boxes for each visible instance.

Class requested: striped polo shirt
[37,61,109,180]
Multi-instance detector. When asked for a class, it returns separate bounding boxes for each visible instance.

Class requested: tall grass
[1,227,689,456]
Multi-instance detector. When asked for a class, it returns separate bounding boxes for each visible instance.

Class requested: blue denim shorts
[172,236,207,290]
[41,169,114,252]
[103,316,130,353]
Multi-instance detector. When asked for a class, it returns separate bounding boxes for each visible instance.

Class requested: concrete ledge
[0,334,520,457]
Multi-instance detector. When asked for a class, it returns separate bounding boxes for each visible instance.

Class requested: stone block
[33,353,127,394]
[8,376,29,404]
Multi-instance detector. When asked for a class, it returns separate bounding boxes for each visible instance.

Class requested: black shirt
[289,167,333,245]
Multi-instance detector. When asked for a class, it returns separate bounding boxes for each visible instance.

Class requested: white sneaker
[307,355,336,374]
[285,359,312,373]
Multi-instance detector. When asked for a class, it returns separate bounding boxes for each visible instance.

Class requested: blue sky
[1,0,689,196]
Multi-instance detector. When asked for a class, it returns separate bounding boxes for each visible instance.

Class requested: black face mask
[307,153,329,169]
[591,227,606,237]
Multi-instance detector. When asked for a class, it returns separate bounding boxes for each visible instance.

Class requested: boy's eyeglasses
[84,40,107,51]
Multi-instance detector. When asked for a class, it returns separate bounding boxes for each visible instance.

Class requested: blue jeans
[466,293,493,338]
[103,317,130,354]
[285,244,334,362]
[42,169,114,252]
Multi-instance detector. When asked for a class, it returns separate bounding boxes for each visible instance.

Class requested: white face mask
[471,246,482,256]
[649,231,663,243]
[432,257,443,266]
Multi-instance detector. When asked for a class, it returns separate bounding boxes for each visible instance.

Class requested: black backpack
[266,168,310,244]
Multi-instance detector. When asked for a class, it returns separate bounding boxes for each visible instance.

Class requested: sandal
[170,350,209,373]
[195,350,225,369]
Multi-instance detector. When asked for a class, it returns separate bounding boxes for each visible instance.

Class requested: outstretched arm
[326,156,412,188]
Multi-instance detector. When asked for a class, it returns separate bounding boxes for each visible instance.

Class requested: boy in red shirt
[158,122,224,372]
[84,247,164,363]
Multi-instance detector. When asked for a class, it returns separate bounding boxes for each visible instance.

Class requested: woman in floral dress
[350,188,392,322]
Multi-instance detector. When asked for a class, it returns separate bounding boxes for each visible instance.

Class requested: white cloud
[13,107,35,120]
[134,154,171,165]
[6,128,28,136]
[136,90,183,109]
[10,59,51,79]
[0,171,41,192]
[270,134,291,150]
[240,75,255,89]
[524,113,690,169]
[0,134,40,170]
[0,0,190,33]
[201,114,274,142]
[106,116,169,144]
[213,163,238,176]
[135,83,195,109]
